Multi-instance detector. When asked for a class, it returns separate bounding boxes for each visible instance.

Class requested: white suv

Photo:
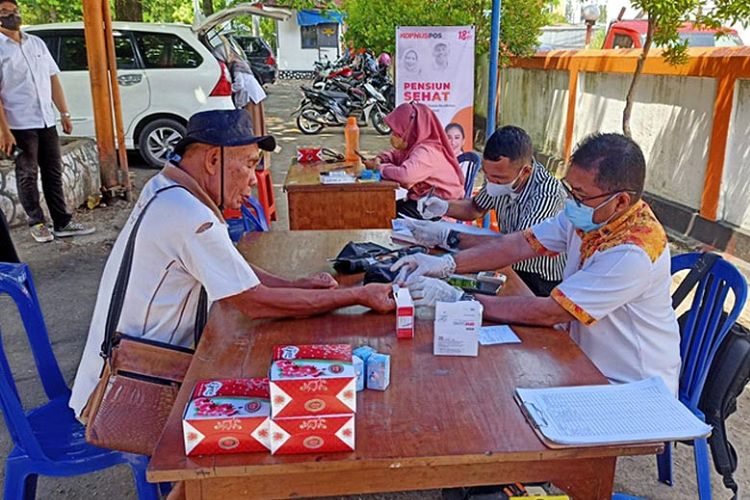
[25,21,235,167]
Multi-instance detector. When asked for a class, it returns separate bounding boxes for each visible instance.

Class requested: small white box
[433,301,483,357]
[393,285,414,339]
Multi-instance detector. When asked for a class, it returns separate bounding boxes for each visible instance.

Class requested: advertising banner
[396,26,476,150]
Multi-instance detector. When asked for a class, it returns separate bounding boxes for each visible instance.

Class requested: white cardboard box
[433,301,483,356]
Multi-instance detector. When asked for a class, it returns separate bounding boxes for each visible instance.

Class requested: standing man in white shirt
[393,133,681,394]
[0,0,94,243]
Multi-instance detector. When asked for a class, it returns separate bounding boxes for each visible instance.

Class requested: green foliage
[20,0,82,24]
[631,0,750,65]
[341,0,550,60]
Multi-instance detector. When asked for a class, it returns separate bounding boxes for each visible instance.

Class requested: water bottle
[344,116,360,163]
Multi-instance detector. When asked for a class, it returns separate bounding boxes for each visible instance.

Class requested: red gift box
[269,415,355,455]
[183,378,271,456]
[269,344,357,418]
[297,147,322,164]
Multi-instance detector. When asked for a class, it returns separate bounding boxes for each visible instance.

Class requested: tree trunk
[622,18,655,137]
[114,0,142,22]
[203,0,214,16]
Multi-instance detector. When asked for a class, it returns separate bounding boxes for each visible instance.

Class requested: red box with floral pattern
[269,414,355,455]
[269,344,357,418]
[182,378,271,456]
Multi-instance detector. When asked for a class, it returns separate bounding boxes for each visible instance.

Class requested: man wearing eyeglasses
[392,133,681,394]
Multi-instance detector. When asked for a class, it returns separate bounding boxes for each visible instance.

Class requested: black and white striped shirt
[473,163,566,281]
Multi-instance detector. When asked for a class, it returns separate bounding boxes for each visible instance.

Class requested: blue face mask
[564,194,619,233]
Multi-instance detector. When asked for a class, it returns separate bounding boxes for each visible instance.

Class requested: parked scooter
[292,82,391,135]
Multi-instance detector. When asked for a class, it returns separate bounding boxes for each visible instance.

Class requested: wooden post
[103,0,131,197]
[82,0,119,195]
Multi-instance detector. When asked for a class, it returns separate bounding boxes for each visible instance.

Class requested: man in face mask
[393,133,681,395]
[412,125,566,296]
[0,0,94,243]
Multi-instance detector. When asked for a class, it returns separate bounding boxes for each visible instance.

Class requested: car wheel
[138,118,186,168]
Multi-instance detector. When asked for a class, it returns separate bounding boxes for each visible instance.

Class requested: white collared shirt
[528,210,681,395]
[69,173,261,416]
[0,31,60,129]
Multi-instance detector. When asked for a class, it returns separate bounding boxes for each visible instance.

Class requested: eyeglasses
[561,179,635,208]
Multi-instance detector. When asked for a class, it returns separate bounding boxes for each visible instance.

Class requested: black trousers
[515,270,560,297]
[11,127,71,230]
[0,208,19,263]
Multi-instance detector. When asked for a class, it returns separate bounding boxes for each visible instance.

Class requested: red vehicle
[604,20,744,49]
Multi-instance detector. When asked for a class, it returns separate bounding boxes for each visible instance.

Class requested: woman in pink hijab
[364,102,465,219]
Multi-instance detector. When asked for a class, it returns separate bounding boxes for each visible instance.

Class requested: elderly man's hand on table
[361,283,397,313]
[294,272,339,289]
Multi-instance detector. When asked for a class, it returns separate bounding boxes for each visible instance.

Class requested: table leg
[184,480,202,500]
[554,456,616,500]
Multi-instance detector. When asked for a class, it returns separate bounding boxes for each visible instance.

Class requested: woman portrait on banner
[364,102,465,219]
[446,122,481,196]
[401,49,422,77]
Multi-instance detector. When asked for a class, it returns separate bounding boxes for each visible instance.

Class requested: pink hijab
[384,102,464,184]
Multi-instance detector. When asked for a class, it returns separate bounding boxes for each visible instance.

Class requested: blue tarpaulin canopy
[296,10,344,26]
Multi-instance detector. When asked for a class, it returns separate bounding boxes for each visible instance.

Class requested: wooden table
[147,230,662,499]
[283,160,398,230]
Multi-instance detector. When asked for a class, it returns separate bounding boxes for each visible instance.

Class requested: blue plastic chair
[0,263,159,500]
[226,195,269,242]
[457,151,481,199]
[656,252,748,499]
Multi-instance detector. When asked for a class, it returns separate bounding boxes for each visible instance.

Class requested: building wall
[503,47,750,232]
[720,79,750,228]
[573,72,716,209]
[500,68,569,160]
[276,12,341,75]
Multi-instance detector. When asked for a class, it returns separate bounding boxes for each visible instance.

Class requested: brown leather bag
[83,185,208,455]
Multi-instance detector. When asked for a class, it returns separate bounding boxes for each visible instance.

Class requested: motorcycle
[292,82,391,136]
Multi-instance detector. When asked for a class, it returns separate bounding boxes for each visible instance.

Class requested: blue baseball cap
[172,109,276,157]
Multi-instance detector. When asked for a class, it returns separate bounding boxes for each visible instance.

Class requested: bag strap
[671,252,721,310]
[100,185,208,359]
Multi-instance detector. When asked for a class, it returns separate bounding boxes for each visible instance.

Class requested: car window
[59,34,137,71]
[135,32,203,69]
[241,37,270,57]
[612,33,634,49]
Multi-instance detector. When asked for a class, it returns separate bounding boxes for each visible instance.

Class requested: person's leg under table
[35,126,72,232]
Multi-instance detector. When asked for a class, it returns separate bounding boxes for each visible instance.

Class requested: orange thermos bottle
[344,116,360,162]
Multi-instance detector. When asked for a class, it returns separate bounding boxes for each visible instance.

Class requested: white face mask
[485,168,525,199]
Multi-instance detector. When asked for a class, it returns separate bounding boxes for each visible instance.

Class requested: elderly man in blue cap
[70,109,396,418]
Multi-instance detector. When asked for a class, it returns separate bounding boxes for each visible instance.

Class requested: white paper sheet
[516,377,712,446]
[478,325,521,345]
